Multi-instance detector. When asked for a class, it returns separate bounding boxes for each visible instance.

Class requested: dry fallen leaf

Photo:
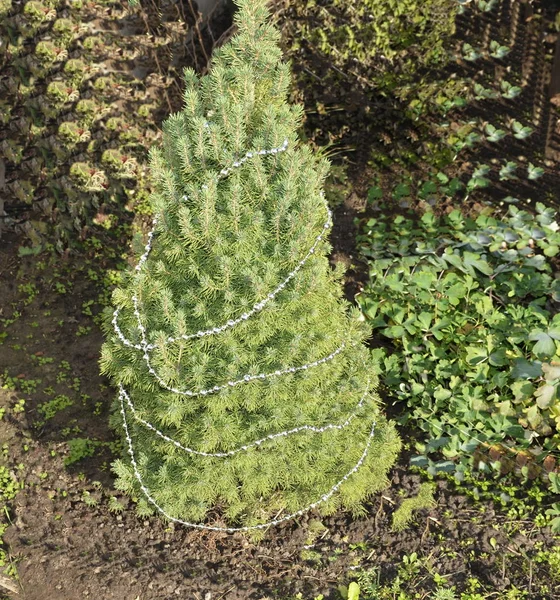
[0,573,19,594]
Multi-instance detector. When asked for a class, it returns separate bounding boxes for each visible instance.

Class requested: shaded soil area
[1,226,559,599]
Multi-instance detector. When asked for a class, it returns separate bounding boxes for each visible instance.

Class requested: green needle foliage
[100,0,400,529]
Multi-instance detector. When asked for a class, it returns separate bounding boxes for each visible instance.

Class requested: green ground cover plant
[0,0,195,250]
[284,0,457,93]
[356,201,560,481]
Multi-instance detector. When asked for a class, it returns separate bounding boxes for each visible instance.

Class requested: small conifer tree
[100,0,400,531]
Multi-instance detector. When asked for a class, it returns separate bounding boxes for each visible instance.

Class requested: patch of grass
[64,437,97,466]
[392,483,436,532]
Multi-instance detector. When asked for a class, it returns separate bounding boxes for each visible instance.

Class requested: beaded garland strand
[119,378,371,458]
[114,138,378,531]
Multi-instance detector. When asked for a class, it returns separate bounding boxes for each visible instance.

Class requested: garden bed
[1,0,560,598]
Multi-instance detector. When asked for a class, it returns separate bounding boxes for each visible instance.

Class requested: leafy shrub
[280,0,457,92]
[0,0,213,250]
[356,202,560,477]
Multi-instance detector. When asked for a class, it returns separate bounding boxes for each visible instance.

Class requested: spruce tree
[100,0,400,531]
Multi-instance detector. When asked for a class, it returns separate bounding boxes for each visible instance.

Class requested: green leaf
[549,517,560,534]
[505,424,526,440]
[526,404,542,428]
[448,178,463,194]
[367,186,383,202]
[431,318,452,340]
[529,331,556,358]
[549,472,560,494]
[426,437,451,451]
[393,183,411,199]
[527,163,545,180]
[463,252,493,275]
[416,312,433,330]
[348,582,360,600]
[383,325,405,339]
[411,271,436,290]
[510,380,535,400]
[434,460,456,473]
[534,383,556,409]
[489,349,508,366]
[410,455,429,468]
[433,387,452,401]
[465,346,488,366]
[467,176,490,190]
[542,363,560,381]
[511,358,542,379]
[419,181,438,198]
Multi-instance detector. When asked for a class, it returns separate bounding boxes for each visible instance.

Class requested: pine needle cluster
[100,0,400,529]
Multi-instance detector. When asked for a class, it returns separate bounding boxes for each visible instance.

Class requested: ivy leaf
[511,358,542,379]
[529,331,557,358]
[534,383,557,409]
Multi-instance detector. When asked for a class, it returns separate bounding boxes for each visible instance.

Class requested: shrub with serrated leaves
[356,202,560,478]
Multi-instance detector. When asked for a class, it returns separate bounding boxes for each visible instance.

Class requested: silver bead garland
[120,388,377,533]
[119,378,371,457]
[112,139,332,352]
